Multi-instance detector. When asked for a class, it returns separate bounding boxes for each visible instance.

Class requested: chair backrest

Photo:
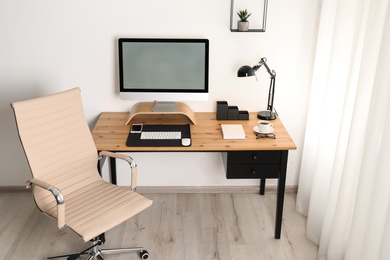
[12,88,100,207]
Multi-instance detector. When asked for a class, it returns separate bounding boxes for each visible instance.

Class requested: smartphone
[130,124,143,133]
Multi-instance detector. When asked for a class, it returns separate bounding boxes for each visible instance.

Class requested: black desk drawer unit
[222,151,281,179]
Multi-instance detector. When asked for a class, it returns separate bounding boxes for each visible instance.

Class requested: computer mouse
[181,138,191,147]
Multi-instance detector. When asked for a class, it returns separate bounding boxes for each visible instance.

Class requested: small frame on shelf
[230,0,268,32]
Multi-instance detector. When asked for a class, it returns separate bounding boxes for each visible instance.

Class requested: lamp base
[257,110,276,120]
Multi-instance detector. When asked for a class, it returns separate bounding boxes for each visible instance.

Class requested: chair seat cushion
[38,180,153,242]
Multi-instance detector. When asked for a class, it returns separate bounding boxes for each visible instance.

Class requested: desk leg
[109,157,117,185]
[260,178,266,195]
[98,160,102,176]
[275,150,289,239]
[97,151,104,176]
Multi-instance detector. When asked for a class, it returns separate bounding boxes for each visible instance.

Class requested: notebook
[221,124,246,139]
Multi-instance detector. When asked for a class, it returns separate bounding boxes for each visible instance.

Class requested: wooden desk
[92,112,296,239]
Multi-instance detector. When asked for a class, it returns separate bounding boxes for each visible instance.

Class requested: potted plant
[237,9,251,31]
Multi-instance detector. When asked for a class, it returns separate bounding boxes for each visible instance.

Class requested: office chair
[11,88,153,260]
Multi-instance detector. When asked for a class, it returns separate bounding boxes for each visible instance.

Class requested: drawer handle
[252,154,258,160]
[251,169,256,176]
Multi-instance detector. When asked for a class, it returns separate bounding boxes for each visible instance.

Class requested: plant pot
[238,21,249,31]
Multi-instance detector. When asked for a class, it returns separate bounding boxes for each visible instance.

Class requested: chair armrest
[26,178,66,229]
[26,178,64,204]
[98,151,138,190]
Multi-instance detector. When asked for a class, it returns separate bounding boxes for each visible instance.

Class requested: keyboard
[140,131,181,140]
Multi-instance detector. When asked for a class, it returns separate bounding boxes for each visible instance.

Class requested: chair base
[47,234,149,260]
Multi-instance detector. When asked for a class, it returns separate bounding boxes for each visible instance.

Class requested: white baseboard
[0,186,29,192]
[136,185,298,194]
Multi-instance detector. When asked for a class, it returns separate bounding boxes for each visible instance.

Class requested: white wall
[0,0,321,187]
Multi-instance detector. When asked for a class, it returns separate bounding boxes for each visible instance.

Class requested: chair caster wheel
[140,250,150,259]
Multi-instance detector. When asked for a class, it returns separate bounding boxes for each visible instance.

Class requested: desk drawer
[226,165,280,179]
[222,151,281,179]
[226,151,281,165]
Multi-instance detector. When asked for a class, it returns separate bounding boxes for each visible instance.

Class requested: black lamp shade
[237,66,255,77]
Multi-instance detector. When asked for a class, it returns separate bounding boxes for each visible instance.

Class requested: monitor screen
[119,38,209,101]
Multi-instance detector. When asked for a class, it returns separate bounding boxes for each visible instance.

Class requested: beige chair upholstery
[11,88,153,259]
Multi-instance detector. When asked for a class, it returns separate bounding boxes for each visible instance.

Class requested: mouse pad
[126,124,191,147]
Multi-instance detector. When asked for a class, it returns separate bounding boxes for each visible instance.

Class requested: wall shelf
[230,0,268,32]
[230,29,266,33]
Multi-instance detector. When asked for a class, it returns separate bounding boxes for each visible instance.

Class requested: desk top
[92,112,296,152]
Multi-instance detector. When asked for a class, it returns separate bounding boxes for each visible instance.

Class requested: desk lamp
[237,57,276,120]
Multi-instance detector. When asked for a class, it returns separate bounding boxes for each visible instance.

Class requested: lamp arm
[267,77,276,112]
[253,57,276,112]
[263,63,276,78]
[254,57,276,78]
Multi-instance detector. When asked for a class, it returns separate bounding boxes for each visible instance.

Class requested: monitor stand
[151,101,177,112]
[125,102,197,125]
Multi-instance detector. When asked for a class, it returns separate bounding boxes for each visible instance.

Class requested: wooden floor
[0,191,318,260]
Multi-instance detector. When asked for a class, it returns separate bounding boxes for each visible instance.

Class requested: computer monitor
[119,38,209,111]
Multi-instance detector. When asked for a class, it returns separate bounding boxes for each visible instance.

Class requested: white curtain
[296,0,390,259]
